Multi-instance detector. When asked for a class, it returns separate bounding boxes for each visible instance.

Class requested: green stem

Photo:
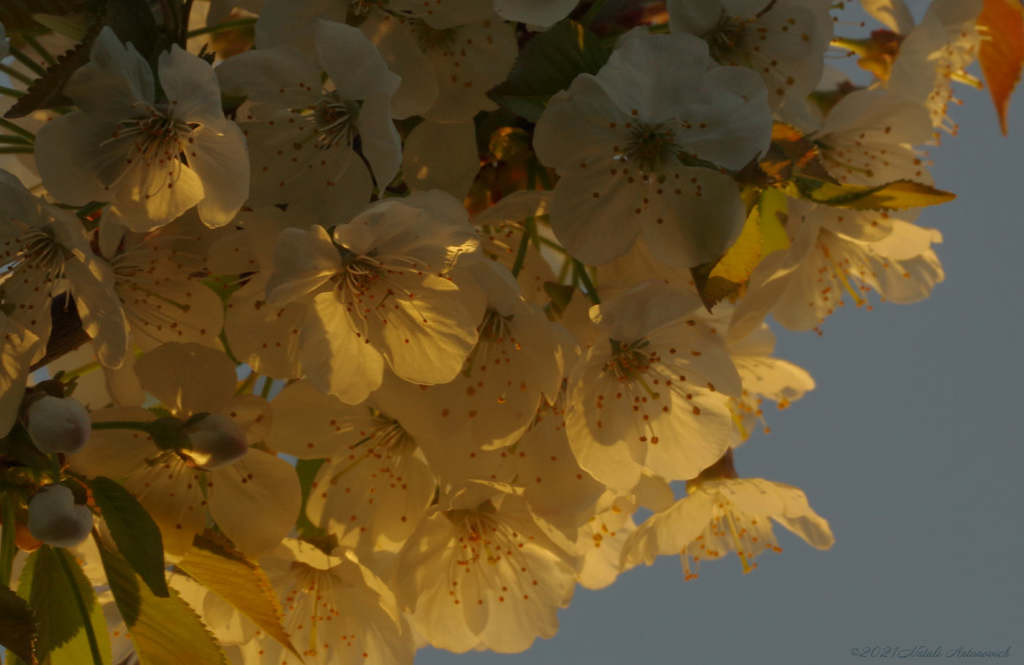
[537,235,569,254]
[0,118,34,140]
[235,371,257,396]
[186,17,257,38]
[510,217,535,277]
[0,146,34,154]
[0,494,17,588]
[55,549,105,665]
[0,135,31,145]
[0,85,26,98]
[260,376,274,399]
[8,48,48,78]
[91,421,155,433]
[219,330,242,365]
[573,260,601,304]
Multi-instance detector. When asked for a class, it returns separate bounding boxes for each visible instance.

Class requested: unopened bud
[26,396,91,455]
[27,485,93,548]
[183,413,248,469]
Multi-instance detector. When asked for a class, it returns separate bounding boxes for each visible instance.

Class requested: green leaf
[87,477,169,598]
[177,532,298,659]
[0,585,38,665]
[18,547,112,665]
[488,19,611,121]
[789,177,955,210]
[95,536,227,665]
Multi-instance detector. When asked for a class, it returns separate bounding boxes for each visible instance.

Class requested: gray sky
[416,32,1024,665]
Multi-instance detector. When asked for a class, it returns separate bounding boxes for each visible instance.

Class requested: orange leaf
[978,0,1024,135]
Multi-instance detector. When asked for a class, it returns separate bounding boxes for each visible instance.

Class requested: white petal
[209,449,300,554]
[190,121,249,227]
[135,343,238,416]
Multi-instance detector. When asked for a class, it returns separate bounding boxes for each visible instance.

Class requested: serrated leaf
[177,532,299,659]
[5,26,98,119]
[0,585,38,665]
[95,536,227,665]
[790,177,955,209]
[978,0,1024,135]
[87,477,169,598]
[488,19,611,121]
[19,546,112,665]
[694,189,790,310]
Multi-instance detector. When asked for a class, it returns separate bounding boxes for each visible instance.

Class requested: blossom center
[478,308,514,343]
[705,13,748,62]
[623,123,678,173]
[313,94,362,150]
[13,228,68,280]
[409,20,458,52]
[109,107,198,162]
[337,249,383,296]
[604,338,658,382]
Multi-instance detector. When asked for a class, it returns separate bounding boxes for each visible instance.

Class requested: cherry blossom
[34,28,249,230]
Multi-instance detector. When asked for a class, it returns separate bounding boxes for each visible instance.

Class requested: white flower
[731,202,944,337]
[69,343,300,555]
[814,89,934,186]
[360,9,518,121]
[534,29,771,267]
[103,216,225,351]
[395,483,577,653]
[265,191,486,404]
[207,206,312,379]
[886,0,983,134]
[268,380,436,572]
[0,169,129,369]
[217,19,401,224]
[623,466,834,578]
[28,485,94,549]
[725,319,815,439]
[565,283,743,491]
[239,539,414,665]
[34,27,249,231]
[668,0,834,108]
[374,260,564,460]
[26,395,91,454]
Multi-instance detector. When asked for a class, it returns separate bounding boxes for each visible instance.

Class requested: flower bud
[26,396,91,455]
[27,485,93,548]
[183,413,248,469]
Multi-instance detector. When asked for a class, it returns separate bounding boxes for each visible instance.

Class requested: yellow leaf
[793,178,955,209]
[978,0,1024,135]
[694,190,791,310]
[177,532,300,661]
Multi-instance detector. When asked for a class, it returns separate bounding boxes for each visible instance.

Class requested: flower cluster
[0,0,1010,664]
